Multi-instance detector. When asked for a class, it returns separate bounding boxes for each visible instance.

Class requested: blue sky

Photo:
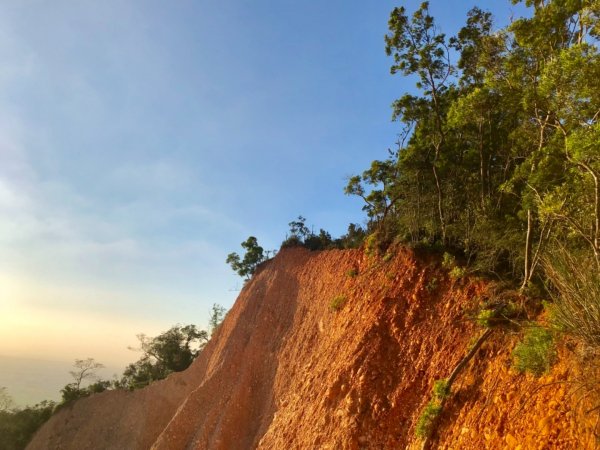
[0,0,526,400]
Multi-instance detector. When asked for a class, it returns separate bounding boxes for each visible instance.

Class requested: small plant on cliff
[449,265,466,280]
[346,268,358,278]
[415,399,442,439]
[432,379,450,399]
[330,294,347,311]
[442,252,466,279]
[512,325,556,376]
[426,277,438,292]
[441,252,455,270]
[415,378,449,439]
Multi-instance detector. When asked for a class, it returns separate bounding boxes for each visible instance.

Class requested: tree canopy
[119,324,209,389]
[226,236,267,280]
[347,0,600,288]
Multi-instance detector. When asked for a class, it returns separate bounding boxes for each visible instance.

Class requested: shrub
[441,252,467,279]
[432,379,450,400]
[383,252,394,262]
[544,248,600,349]
[337,223,366,249]
[442,252,455,270]
[426,277,438,292]
[449,266,467,279]
[330,295,347,311]
[415,378,449,439]
[512,325,556,376]
[364,233,379,257]
[415,400,442,439]
[346,268,358,278]
[0,400,56,449]
[280,235,303,248]
[476,309,496,328]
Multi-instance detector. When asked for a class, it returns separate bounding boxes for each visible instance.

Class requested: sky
[0,0,527,404]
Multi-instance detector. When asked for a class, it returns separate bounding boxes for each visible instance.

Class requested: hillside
[28,247,597,449]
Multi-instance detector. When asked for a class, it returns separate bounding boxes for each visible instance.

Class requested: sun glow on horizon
[0,273,172,367]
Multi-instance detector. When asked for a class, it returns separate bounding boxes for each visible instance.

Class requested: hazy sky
[0,0,525,391]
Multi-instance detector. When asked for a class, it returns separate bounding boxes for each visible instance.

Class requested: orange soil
[28,247,598,449]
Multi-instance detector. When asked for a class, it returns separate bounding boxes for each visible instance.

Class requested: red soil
[27,247,598,449]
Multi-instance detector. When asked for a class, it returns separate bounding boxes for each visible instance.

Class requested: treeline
[227,216,366,279]
[346,0,599,288]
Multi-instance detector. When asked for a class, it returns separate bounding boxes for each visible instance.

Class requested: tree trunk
[521,209,533,290]
[432,152,446,244]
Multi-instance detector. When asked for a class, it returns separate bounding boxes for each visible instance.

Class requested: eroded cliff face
[28,247,597,450]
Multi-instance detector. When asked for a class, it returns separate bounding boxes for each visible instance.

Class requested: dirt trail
[28,247,597,449]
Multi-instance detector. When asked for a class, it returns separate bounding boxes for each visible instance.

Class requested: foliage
[432,379,450,400]
[449,266,466,280]
[208,303,227,336]
[512,325,557,376]
[329,295,347,311]
[226,236,268,280]
[344,0,600,290]
[364,233,379,257]
[0,400,55,450]
[415,377,450,439]
[441,252,456,270]
[476,300,522,328]
[544,247,600,349]
[337,223,367,249]
[279,217,367,251]
[281,216,335,250]
[119,324,209,390]
[476,309,497,328]
[59,358,107,406]
[441,252,466,279]
[426,277,438,292]
[415,399,443,439]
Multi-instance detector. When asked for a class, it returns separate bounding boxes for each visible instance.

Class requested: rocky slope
[28,247,598,449]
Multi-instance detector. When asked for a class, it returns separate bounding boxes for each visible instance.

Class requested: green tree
[208,303,227,336]
[226,236,266,280]
[385,1,453,243]
[120,324,208,389]
[0,400,55,450]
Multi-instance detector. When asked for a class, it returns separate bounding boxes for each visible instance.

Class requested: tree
[69,358,104,391]
[343,0,600,287]
[386,1,453,243]
[208,303,227,336]
[60,358,105,405]
[0,400,55,450]
[226,236,266,280]
[120,324,208,389]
